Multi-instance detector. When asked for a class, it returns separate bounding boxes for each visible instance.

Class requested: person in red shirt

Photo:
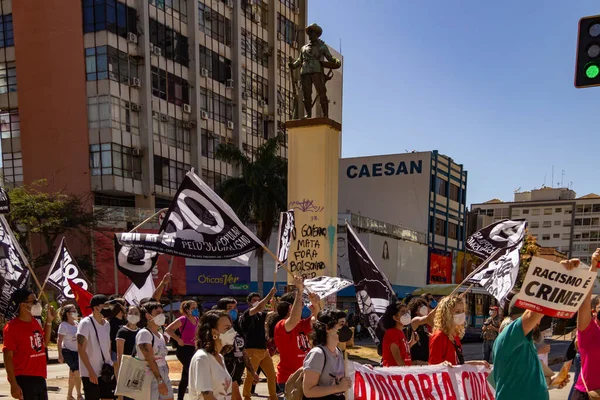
[380,301,418,367]
[428,295,488,367]
[266,276,320,394]
[3,288,56,400]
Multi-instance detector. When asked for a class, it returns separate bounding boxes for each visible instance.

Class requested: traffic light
[575,15,600,88]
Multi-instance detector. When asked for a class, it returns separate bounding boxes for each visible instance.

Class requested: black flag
[116,169,262,259]
[114,237,159,289]
[276,210,295,271]
[466,219,527,260]
[0,216,30,318]
[0,187,9,214]
[346,222,396,344]
[44,238,91,302]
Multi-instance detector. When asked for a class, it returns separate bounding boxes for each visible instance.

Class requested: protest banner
[515,256,597,318]
[349,362,495,400]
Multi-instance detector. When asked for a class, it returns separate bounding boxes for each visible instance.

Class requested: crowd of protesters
[2,249,600,400]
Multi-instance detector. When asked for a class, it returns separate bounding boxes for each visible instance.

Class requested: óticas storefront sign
[186,265,251,295]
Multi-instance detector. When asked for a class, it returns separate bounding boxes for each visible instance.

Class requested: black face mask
[100,308,113,318]
[337,325,353,342]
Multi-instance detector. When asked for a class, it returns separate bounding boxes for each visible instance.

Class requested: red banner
[429,252,452,284]
[93,230,186,296]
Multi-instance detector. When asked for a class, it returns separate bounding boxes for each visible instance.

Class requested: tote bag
[115,355,152,399]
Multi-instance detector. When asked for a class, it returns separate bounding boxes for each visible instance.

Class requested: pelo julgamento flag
[116,169,262,260]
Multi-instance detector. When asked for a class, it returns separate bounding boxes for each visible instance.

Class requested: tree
[215,136,287,294]
[516,233,539,289]
[6,180,106,276]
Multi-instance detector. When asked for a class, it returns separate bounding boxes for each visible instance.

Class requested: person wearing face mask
[58,304,83,400]
[239,287,278,400]
[492,259,580,400]
[215,297,260,400]
[77,294,116,400]
[481,306,501,364]
[429,295,489,368]
[405,298,435,366]
[302,309,353,399]
[189,310,236,400]
[106,298,127,363]
[166,300,201,400]
[137,302,173,400]
[3,288,56,400]
[115,306,141,400]
[381,302,418,367]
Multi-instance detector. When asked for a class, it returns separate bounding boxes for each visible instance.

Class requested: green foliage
[516,234,539,289]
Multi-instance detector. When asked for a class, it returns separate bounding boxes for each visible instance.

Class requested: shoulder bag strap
[89,317,107,364]
[316,345,327,372]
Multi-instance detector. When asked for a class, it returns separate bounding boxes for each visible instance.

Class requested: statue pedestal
[285,118,341,302]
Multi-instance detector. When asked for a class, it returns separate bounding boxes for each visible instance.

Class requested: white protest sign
[515,257,597,318]
[348,362,495,400]
[303,276,353,299]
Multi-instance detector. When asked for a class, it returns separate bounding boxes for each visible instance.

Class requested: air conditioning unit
[241,91,249,100]
[293,6,300,14]
[291,41,298,49]
[226,79,234,88]
[152,46,162,56]
[259,99,266,108]
[201,68,209,77]
[131,103,141,112]
[132,148,143,157]
[183,104,191,114]
[227,121,234,130]
[182,121,194,129]
[226,0,233,8]
[160,114,169,122]
[129,77,141,87]
[277,32,284,41]
[127,32,138,44]
[201,110,209,120]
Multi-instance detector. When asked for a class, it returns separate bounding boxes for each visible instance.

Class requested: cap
[12,288,33,306]
[507,294,526,317]
[89,294,109,308]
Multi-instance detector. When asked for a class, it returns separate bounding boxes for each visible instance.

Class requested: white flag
[124,275,156,306]
[303,276,353,300]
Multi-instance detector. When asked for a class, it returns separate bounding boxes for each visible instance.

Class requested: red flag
[68,279,93,317]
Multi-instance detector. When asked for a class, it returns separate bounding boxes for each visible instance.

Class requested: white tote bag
[115,355,152,400]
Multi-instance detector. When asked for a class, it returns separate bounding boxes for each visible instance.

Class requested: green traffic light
[586,64,600,78]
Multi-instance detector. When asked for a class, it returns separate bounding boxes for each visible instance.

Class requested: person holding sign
[492,259,580,400]
[572,249,600,399]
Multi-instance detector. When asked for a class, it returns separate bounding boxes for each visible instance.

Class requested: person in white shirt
[58,304,83,400]
[190,310,237,400]
[77,294,115,400]
[137,301,173,400]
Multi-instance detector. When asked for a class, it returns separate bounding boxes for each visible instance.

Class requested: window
[434,177,447,197]
[564,220,572,227]
[242,69,268,102]
[577,205,584,213]
[583,218,592,226]
[543,221,551,228]
[431,217,446,236]
[149,19,189,67]
[565,209,573,214]
[201,168,227,191]
[523,209,530,215]
[512,209,521,216]
[585,204,592,213]
[198,3,231,46]
[90,143,142,179]
[532,209,540,216]
[448,221,458,239]
[149,0,188,23]
[277,13,298,44]
[88,96,138,134]
[0,14,14,48]
[242,108,268,139]
[0,62,17,93]
[553,233,560,239]
[277,86,295,118]
[153,116,191,151]
[583,232,590,239]
[593,204,600,213]
[201,129,221,158]
[554,221,561,226]
[449,183,460,202]
[591,231,600,240]
[594,217,600,226]
[562,233,570,240]
[279,0,299,8]
[83,0,137,39]
[242,0,268,28]
[199,88,233,124]
[277,50,288,76]
[530,222,539,228]
[154,155,190,189]
[555,208,562,213]
[0,110,19,139]
[85,46,139,83]
[88,96,112,129]
[199,45,232,84]
[2,151,22,185]
[241,29,269,67]
[542,234,550,241]
[151,66,190,106]
[544,208,552,215]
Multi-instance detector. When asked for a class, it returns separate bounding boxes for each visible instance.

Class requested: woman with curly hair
[189,310,237,400]
[429,296,488,367]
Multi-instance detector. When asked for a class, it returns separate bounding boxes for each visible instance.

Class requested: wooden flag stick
[129,208,169,233]
[460,284,474,298]
[448,247,503,298]
[263,245,295,277]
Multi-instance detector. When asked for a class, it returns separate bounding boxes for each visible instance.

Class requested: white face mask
[127,314,140,325]
[30,303,42,317]
[70,312,79,319]
[250,301,259,308]
[219,327,237,346]
[400,313,412,326]
[454,313,466,326]
[419,306,428,316]
[152,313,166,326]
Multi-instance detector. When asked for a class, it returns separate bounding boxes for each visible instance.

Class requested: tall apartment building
[1,0,343,212]
[472,187,600,264]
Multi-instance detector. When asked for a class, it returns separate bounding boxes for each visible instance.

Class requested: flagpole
[129,208,168,232]
[449,247,502,298]
[39,237,65,295]
[168,255,174,322]
[262,245,294,277]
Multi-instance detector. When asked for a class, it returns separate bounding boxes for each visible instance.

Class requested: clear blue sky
[309,1,600,206]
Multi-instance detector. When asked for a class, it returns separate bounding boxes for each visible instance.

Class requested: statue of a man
[289,23,341,119]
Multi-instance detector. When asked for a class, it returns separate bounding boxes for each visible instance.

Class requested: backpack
[285,346,329,400]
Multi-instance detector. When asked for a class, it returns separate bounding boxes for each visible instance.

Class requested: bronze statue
[289,23,341,119]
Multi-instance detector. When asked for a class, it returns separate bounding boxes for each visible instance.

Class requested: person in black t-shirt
[405,297,435,365]
[114,306,141,400]
[106,298,127,362]
[240,288,277,400]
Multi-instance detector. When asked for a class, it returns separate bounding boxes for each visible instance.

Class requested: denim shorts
[150,365,174,400]
[62,349,79,372]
